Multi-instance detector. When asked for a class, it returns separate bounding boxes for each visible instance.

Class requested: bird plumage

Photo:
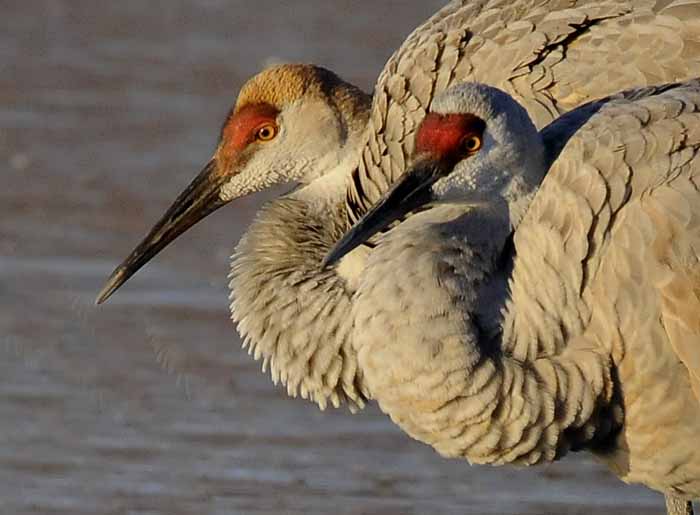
[347,0,700,221]
[94,2,700,512]
[99,0,700,417]
[230,0,700,412]
[229,197,369,410]
[337,80,700,509]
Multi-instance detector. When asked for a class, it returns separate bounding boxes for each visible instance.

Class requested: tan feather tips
[234,64,325,111]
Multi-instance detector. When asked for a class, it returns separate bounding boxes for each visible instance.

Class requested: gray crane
[97,0,700,413]
[324,80,700,515]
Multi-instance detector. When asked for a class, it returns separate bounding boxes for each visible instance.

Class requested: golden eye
[256,123,278,142]
[463,135,482,153]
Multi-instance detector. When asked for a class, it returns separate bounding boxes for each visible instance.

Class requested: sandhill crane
[97,1,700,414]
[324,80,700,515]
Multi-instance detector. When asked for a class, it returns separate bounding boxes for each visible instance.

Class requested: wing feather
[347,0,700,222]
[506,80,700,403]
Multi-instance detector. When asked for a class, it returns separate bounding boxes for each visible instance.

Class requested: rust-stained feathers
[233,64,370,135]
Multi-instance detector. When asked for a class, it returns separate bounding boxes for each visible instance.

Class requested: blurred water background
[0,2,664,514]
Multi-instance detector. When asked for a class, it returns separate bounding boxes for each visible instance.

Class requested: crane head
[324,82,544,267]
[96,64,370,304]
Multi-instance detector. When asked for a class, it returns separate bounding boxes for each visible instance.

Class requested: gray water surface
[1,2,664,514]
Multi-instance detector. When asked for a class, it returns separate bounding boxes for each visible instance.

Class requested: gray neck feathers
[229,195,368,410]
[353,205,615,465]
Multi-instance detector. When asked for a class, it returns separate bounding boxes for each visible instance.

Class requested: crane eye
[463,135,482,153]
[255,123,278,142]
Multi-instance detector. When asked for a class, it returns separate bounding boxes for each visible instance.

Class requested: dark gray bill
[322,156,448,267]
[96,159,226,304]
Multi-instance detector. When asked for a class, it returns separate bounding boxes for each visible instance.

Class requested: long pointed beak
[96,159,227,304]
[323,155,448,267]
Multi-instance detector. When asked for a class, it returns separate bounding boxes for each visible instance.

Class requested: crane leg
[665,494,694,515]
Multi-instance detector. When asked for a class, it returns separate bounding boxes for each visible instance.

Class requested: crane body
[326,80,700,515]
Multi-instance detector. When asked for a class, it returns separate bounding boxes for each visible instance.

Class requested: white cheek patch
[219,175,255,202]
[218,151,310,202]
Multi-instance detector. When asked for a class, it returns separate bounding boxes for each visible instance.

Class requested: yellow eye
[463,135,482,153]
[256,123,278,142]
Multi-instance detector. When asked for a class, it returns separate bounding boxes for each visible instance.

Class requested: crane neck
[353,204,616,465]
[226,112,370,410]
[228,185,369,411]
[293,142,363,205]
